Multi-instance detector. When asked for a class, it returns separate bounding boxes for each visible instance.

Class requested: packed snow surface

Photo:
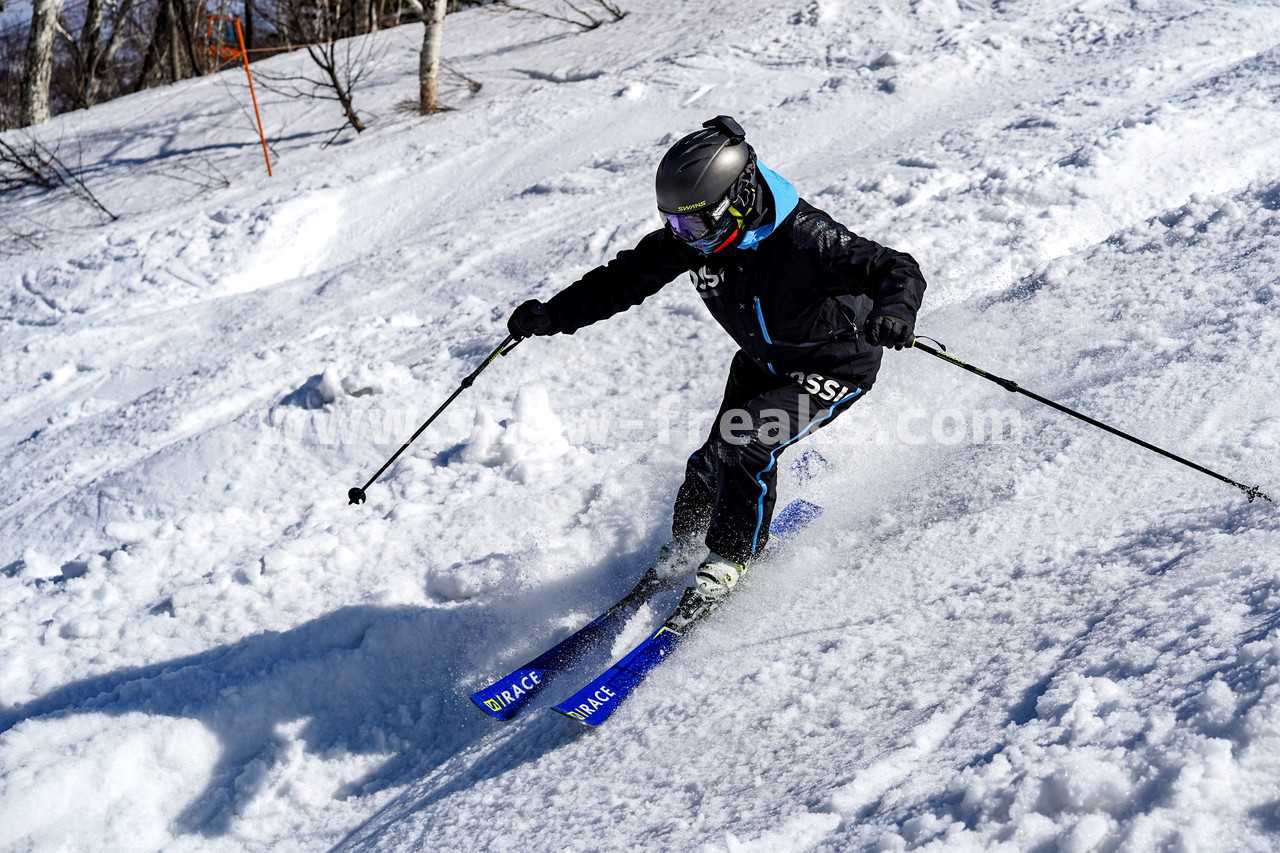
[3,1,1280,850]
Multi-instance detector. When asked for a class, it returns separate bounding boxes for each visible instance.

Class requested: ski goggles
[661,198,742,254]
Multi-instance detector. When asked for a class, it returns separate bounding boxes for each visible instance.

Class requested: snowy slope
[2,1,1279,851]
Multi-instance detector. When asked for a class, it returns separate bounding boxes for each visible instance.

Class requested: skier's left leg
[697,367,867,595]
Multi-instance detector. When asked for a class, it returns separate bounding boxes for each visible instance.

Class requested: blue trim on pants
[749,387,863,553]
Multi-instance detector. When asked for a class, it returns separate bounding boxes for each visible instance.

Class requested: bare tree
[308,41,370,134]
[20,0,65,125]
[419,0,446,114]
[133,0,204,93]
[2,24,27,129]
[258,0,383,137]
[60,0,140,108]
[257,40,379,137]
[7,0,488,128]
[8,0,152,125]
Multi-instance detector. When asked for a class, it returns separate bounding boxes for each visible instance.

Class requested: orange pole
[234,18,273,177]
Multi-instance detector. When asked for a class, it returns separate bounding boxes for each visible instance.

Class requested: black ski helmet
[656,115,760,254]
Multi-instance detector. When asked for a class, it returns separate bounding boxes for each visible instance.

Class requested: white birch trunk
[21,0,65,125]
[418,0,446,114]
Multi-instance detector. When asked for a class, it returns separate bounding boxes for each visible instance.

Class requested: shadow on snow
[0,551,649,840]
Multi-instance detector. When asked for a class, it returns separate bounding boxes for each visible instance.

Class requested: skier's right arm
[506,229,693,337]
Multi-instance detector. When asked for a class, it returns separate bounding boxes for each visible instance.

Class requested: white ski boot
[663,553,747,632]
[694,552,745,599]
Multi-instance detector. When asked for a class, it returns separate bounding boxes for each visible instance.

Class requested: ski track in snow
[2,0,1279,850]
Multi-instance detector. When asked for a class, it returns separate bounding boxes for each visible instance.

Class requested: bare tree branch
[1,225,44,257]
[493,0,599,30]
[492,0,625,30]
[443,60,481,93]
[145,155,231,200]
[0,131,117,220]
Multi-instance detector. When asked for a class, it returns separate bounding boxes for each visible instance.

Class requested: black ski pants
[672,351,867,563]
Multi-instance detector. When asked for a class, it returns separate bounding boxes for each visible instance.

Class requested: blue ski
[553,624,682,725]
[470,566,669,720]
[553,497,823,727]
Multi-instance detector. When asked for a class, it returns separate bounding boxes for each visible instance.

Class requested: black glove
[864,313,914,350]
[507,299,559,338]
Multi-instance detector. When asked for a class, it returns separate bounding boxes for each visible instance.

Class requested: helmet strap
[728,179,757,231]
[710,225,742,253]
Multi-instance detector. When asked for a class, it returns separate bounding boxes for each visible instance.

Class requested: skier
[507,115,926,611]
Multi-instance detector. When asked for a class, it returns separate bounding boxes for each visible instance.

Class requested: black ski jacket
[545,199,926,387]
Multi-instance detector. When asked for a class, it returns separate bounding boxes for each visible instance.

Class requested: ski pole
[348,334,522,505]
[910,336,1273,504]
